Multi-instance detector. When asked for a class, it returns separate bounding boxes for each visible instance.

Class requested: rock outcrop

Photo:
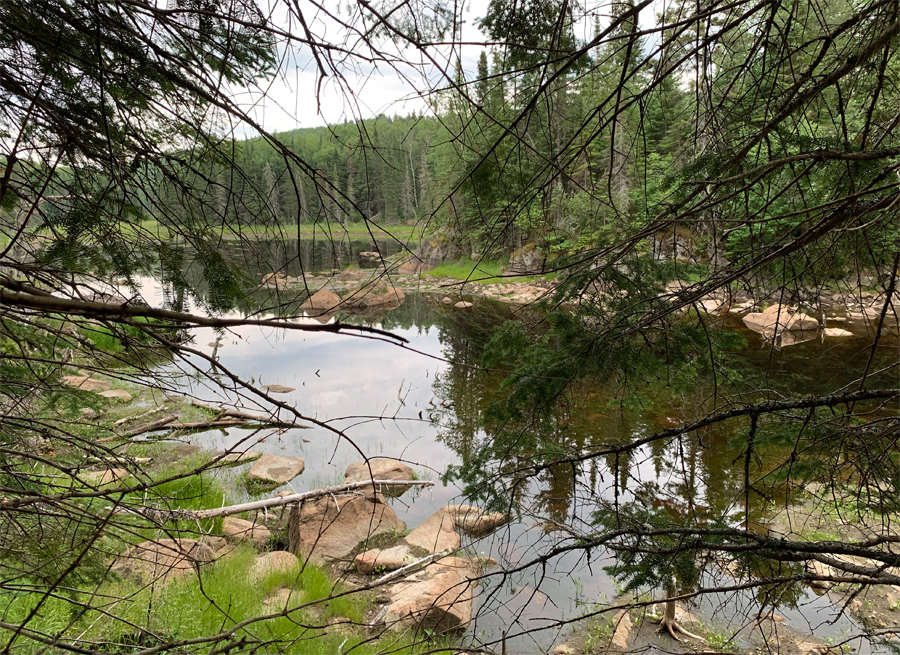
[507,244,545,275]
[112,539,215,585]
[288,495,406,564]
[247,454,305,486]
[415,227,465,267]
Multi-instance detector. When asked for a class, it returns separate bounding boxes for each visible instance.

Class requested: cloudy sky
[229,0,649,135]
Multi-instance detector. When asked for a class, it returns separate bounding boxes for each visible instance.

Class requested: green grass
[0,545,459,654]
[427,258,546,284]
[129,219,422,242]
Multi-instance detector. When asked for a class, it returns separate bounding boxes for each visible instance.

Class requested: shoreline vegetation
[32,344,898,655]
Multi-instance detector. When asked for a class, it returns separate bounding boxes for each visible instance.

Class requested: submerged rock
[112,539,215,585]
[247,454,305,486]
[288,495,406,564]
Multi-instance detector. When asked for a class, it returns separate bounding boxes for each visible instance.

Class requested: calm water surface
[138,276,898,653]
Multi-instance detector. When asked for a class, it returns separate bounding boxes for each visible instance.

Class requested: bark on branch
[111,479,434,522]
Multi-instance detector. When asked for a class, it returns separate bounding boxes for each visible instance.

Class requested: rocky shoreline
[261,268,900,346]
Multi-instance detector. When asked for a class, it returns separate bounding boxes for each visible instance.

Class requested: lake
[137,274,898,654]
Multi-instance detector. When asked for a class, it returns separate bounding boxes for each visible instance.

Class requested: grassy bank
[427,258,546,284]
[0,545,457,654]
[130,220,424,242]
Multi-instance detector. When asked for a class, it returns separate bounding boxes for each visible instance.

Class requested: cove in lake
[141,277,897,654]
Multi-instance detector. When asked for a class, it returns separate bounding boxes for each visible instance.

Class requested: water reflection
[139,274,897,654]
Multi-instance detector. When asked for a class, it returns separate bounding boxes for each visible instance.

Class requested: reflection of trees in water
[431,301,512,462]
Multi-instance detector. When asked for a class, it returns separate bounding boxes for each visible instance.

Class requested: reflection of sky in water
[135,277,881,654]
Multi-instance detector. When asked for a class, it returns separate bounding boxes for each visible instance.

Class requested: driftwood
[118,415,178,438]
[165,418,253,430]
[113,405,169,427]
[111,479,433,522]
[191,400,312,429]
[369,549,453,587]
[110,402,312,441]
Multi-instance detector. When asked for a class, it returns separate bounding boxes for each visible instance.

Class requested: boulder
[743,304,818,336]
[83,468,130,486]
[344,458,415,485]
[441,297,453,305]
[382,557,476,632]
[405,508,460,553]
[454,301,473,309]
[302,289,342,314]
[609,609,632,651]
[261,587,296,611]
[247,454,305,486]
[445,505,508,537]
[288,495,406,564]
[62,374,111,392]
[111,539,215,585]
[222,517,271,546]
[250,551,299,581]
[398,258,427,274]
[345,286,405,311]
[98,389,132,402]
[824,327,854,337]
[262,384,295,394]
[338,268,369,281]
[354,544,416,574]
[359,251,381,260]
[202,536,228,553]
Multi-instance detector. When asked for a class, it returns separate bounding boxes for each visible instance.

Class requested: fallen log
[191,399,312,429]
[109,479,434,522]
[118,415,178,438]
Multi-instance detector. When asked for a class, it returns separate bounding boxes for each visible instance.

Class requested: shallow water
[137,276,898,653]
